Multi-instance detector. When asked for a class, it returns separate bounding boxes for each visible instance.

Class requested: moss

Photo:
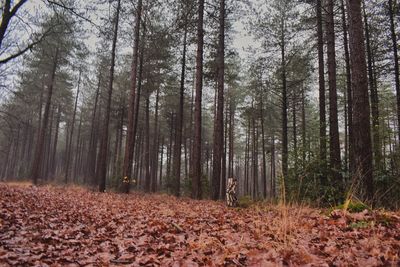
[349,221,370,229]
[332,199,371,213]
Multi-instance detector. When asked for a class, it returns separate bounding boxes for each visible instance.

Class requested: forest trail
[0,183,399,266]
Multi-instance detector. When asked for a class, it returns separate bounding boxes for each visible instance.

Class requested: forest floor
[0,183,399,266]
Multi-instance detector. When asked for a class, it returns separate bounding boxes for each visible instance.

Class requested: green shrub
[335,199,370,213]
[238,195,254,208]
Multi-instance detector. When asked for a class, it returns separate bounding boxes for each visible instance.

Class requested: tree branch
[0,26,54,65]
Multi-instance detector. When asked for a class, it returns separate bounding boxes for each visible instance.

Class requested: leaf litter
[0,184,399,266]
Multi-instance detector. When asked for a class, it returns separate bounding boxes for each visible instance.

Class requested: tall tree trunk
[97,0,121,192]
[221,103,228,198]
[44,106,55,180]
[326,0,342,186]
[228,98,234,178]
[167,113,174,179]
[347,0,374,200]
[252,111,258,199]
[144,88,151,192]
[172,21,188,197]
[65,69,81,183]
[30,48,59,184]
[212,0,225,200]
[151,87,160,193]
[389,0,400,142]
[317,0,327,182]
[191,0,204,199]
[51,105,61,179]
[159,136,164,188]
[122,0,143,193]
[260,94,267,199]
[341,0,353,174]
[131,20,147,189]
[363,1,382,171]
[271,134,276,199]
[280,17,288,183]
[292,91,298,178]
[87,74,101,184]
[244,119,250,196]
[133,129,142,188]
[112,107,123,180]
[301,86,307,166]
[73,111,83,182]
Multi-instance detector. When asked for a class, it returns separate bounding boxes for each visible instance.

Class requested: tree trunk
[122,0,143,193]
[65,69,81,183]
[389,0,400,142]
[252,110,258,200]
[271,135,276,199]
[191,0,204,199]
[341,0,353,174]
[301,86,306,166]
[292,90,298,178]
[87,74,101,185]
[167,113,174,179]
[159,136,164,188]
[244,119,250,195]
[260,94,267,199]
[228,98,234,179]
[172,21,188,197]
[212,0,225,200]
[317,0,327,182]
[51,105,61,179]
[97,0,120,192]
[326,0,342,186]
[151,87,160,193]
[144,88,151,192]
[280,17,288,182]
[74,111,83,182]
[221,103,228,199]
[30,48,59,184]
[346,0,374,200]
[44,106,55,180]
[363,1,382,171]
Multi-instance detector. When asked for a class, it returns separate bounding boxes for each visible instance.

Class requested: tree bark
[341,0,353,174]
[280,16,288,182]
[30,48,59,184]
[97,0,120,192]
[363,1,382,171]
[326,0,342,185]
[317,0,327,182]
[346,0,374,200]
[292,90,298,178]
[65,69,81,183]
[172,20,188,197]
[191,0,204,199]
[151,87,160,193]
[388,0,400,142]
[73,111,83,182]
[87,74,101,185]
[122,0,143,193]
[144,87,151,193]
[260,94,267,198]
[51,105,61,179]
[212,0,225,200]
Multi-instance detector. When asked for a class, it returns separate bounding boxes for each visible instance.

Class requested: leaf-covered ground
[0,184,399,266]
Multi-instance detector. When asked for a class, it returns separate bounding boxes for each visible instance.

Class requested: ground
[0,183,399,266]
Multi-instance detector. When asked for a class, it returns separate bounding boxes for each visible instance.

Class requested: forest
[0,0,400,265]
